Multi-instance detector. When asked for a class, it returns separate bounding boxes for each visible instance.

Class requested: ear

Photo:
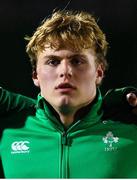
[32,71,40,87]
[96,64,104,85]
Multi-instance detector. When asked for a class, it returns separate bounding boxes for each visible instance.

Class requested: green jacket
[0,87,137,178]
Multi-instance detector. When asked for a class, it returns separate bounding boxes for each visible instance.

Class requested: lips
[55,83,76,90]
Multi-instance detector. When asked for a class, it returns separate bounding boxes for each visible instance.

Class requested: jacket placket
[60,131,69,178]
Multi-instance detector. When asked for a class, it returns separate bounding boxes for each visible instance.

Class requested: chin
[51,96,76,109]
[60,96,73,105]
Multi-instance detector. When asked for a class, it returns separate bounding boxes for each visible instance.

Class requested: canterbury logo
[11,141,30,154]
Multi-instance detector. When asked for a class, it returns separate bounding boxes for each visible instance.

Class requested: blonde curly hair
[25,10,108,71]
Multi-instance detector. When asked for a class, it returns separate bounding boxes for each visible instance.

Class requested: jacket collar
[35,88,103,131]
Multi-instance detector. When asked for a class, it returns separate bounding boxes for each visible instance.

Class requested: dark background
[0,0,137,97]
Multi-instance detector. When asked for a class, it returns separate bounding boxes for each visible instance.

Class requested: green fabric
[0,88,137,178]
[103,86,137,110]
[0,87,36,114]
[103,86,137,123]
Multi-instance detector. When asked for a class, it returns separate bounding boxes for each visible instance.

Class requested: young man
[0,10,137,178]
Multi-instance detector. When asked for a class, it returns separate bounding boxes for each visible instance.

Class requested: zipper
[60,131,69,178]
[62,131,68,145]
[47,118,81,178]
[60,120,82,178]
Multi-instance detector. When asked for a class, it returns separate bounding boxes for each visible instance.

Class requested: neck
[47,97,97,128]
[55,101,94,127]
[55,106,76,127]
[59,113,75,127]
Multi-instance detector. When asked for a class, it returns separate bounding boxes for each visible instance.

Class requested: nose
[59,60,72,78]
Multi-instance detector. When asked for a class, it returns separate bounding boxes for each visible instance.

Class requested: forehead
[37,47,96,60]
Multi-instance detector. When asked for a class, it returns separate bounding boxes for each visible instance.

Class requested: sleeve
[102,86,137,123]
[0,87,36,115]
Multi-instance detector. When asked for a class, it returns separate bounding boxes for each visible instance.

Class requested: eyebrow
[43,54,87,60]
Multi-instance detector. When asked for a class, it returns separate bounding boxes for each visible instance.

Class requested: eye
[47,58,60,66]
[71,58,85,66]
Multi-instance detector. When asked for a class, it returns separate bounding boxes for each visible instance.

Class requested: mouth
[55,83,76,92]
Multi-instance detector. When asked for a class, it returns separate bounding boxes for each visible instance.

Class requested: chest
[1,123,137,178]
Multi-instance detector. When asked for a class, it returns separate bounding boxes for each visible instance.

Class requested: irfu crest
[103,131,119,151]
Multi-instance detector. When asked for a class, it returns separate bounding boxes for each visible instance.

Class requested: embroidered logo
[103,131,119,152]
[11,141,30,154]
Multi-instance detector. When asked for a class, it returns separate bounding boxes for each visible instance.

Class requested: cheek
[37,68,56,86]
[81,69,97,84]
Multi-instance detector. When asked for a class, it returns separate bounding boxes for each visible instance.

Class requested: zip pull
[62,131,68,145]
